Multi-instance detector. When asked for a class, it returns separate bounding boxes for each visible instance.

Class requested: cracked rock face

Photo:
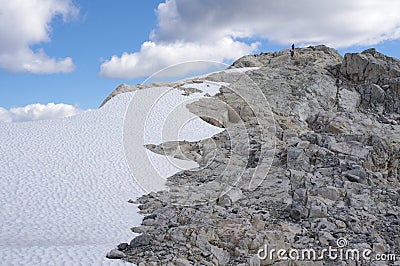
[106,45,400,265]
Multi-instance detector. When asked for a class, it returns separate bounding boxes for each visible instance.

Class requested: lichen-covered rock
[340,48,400,84]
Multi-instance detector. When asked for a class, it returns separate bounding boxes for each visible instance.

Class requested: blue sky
[0,0,162,110]
[0,0,400,120]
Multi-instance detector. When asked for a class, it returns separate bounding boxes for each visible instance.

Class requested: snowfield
[0,84,224,265]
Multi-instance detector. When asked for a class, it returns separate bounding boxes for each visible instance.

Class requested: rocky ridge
[106,45,400,265]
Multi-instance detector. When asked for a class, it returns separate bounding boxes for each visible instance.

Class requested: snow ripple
[0,93,141,265]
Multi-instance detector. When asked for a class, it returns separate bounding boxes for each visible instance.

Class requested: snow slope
[0,84,224,265]
[124,83,226,192]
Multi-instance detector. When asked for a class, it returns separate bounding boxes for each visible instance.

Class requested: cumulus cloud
[100,38,258,79]
[0,107,11,123]
[0,103,83,123]
[100,0,400,79]
[152,0,400,47]
[0,0,78,73]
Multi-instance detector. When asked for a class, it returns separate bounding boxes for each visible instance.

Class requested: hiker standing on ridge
[290,43,295,58]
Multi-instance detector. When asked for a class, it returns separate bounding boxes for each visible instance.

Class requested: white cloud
[0,0,78,73]
[0,107,11,123]
[100,38,258,79]
[100,0,400,79]
[0,103,83,123]
[151,0,400,47]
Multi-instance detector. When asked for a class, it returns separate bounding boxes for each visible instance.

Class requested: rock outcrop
[107,45,400,265]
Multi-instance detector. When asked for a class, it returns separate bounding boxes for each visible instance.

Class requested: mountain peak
[231,44,343,69]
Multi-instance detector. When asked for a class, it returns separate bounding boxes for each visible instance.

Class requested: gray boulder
[130,233,152,248]
[106,249,125,259]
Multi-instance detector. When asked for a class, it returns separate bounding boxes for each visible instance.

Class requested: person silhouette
[292,43,295,50]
